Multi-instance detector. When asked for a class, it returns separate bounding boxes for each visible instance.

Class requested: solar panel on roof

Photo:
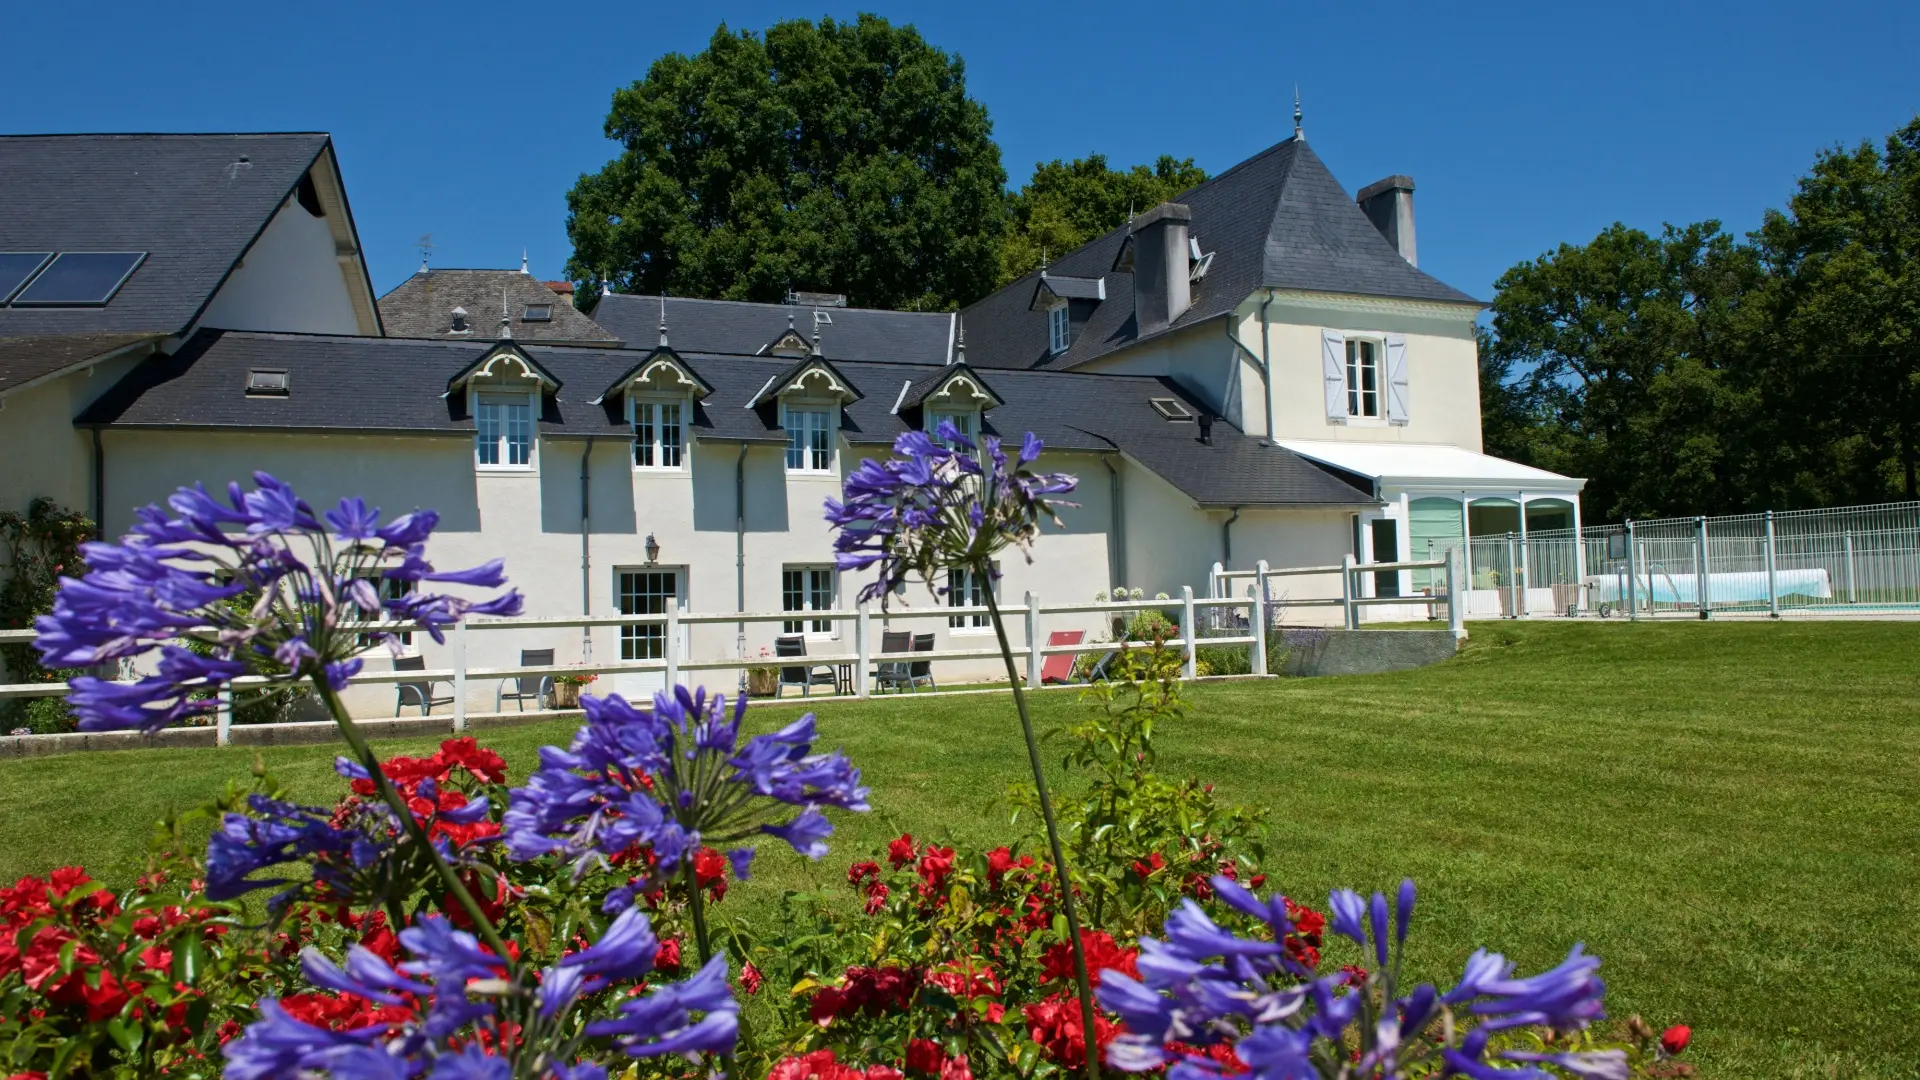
[10,252,146,306]
[0,253,53,303]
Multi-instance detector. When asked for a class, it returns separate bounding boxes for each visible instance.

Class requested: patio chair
[1039,629,1087,685]
[871,630,913,694]
[496,648,555,712]
[775,635,838,697]
[905,632,937,692]
[393,655,454,717]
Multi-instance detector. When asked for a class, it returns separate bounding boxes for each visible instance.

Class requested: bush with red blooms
[0,864,265,1078]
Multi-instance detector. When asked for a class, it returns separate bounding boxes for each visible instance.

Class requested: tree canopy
[1483,118,1920,518]
[998,154,1208,285]
[566,15,1007,312]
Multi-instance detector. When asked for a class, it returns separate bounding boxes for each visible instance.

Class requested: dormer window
[1047,304,1070,356]
[633,400,686,469]
[784,406,834,472]
[927,409,977,448]
[450,306,470,334]
[523,303,553,322]
[476,394,533,467]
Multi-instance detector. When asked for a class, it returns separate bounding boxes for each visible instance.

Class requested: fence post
[664,597,680,688]
[854,600,871,698]
[1341,554,1358,630]
[1844,531,1857,603]
[1625,520,1639,620]
[1505,533,1519,619]
[1209,561,1223,599]
[1695,516,1711,620]
[1764,510,1780,618]
[452,620,468,732]
[1251,560,1270,675]
[1447,546,1466,639]
[1024,592,1043,689]
[216,688,231,747]
[1180,586,1197,681]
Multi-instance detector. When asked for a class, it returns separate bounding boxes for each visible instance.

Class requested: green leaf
[105,1016,144,1055]
[172,934,206,987]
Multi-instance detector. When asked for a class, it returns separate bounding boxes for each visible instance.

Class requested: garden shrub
[0,498,94,733]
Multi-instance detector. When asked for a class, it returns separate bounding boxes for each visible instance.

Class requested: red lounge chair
[1040,630,1086,684]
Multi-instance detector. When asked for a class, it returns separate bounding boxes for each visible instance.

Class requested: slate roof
[0,332,162,396]
[590,293,952,364]
[80,330,1370,508]
[959,137,1481,371]
[0,133,339,336]
[379,270,618,343]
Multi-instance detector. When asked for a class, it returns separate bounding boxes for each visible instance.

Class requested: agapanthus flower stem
[314,680,516,969]
[683,857,713,966]
[982,585,1102,1080]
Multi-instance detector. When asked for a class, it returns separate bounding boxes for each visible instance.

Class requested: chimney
[1356,176,1417,266]
[1129,202,1192,334]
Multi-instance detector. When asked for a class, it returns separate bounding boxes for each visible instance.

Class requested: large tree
[997,154,1208,284]
[566,15,1007,311]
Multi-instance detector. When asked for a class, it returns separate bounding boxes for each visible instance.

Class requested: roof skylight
[523,303,553,322]
[0,253,53,303]
[1150,397,1194,421]
[10,252,146,306]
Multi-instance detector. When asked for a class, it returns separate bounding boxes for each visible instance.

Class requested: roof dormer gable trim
[745,355,863,409]
[909,362,1003,411]
[593,347,713,405]
[1030,272,1106,310]
[444,341,560,397]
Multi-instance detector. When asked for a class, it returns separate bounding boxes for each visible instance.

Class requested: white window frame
[947,565,997,633]
[926,408,978,447]
[781,565,837,637]
[782,402,836,473]
[615,567,683,661]
[1047,303,1070,356]
[475,389,537,471]
[1344,337,1384,421]
[630,395,688,470]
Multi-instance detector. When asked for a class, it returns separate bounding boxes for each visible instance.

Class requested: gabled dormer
[1030,272,1105,357]
[597,347,712,470]
[748,352,862,474]
[446,342,559,472]
[893,362,1002,446]
[759,314,814,359]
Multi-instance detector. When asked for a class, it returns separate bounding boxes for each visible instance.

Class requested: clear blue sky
[5,0,1915,302]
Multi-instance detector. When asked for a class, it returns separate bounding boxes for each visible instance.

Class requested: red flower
[445,871,511,929]
[985,1002,1006,1023]
[1022,996,1125,1070]
[45,967,133,1022]
[770,1049,903,1080]
[438,736,508,783]
[280,992,415,1033]
[864,882,891,915]
[654,938,682,974]
[1041,930,1139,990]
[1661,1025,1691,1055]
[904,1038,947,1075]
[138,944,173,972]
[916,845,956,895]
[887,834,917,869]
[847,861,882,887]
[808,986,849,1026]
[1130,852,1167,880]
[1186,874,1213,901]
[985,847,1033,886]
[1339,965,1367,987]
[46,867,91,897]
[693,847,729,902]
[1247,873,1267,889]
[924,964,1001,1000]
[739,961,763,995]
[940,1055,973,1080]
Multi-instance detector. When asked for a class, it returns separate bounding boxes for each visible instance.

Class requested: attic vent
[1149,397,1193,421]
[450,306,470,334]
[522,303,553,322]
[246,369,290,397]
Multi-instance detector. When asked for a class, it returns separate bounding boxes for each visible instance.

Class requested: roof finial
[954,317,965,365]
[520,249,530,275]
[416,233,433,274]
[810,310,823,357]
[658,292,669,349]
[499,289,513,340]
[1041,245,1049,271]
[600,273,612,297]
[1293,86,1303,141]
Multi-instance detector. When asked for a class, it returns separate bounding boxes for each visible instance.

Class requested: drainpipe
[1221,506,1241,569]
[580,436,594,663]
[1103,454,1127,587]
[735,441,748,688]
[90,428,105,532]
[1257,291,1276,442]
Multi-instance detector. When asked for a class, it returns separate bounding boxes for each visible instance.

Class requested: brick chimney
[1128,202,1192,335]
[1356,176,1417,266]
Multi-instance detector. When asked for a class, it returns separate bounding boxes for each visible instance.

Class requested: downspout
[1103,454,1127,587]
[1257,291,1276,442]
[580,436,595,663]
[91,428,105,532]
[1221,507,1241,569]
[735,441,748,689]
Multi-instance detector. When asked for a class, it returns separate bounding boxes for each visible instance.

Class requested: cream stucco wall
[196,195,364,335]
[1072,320,1248,429]
[0,350,148,517]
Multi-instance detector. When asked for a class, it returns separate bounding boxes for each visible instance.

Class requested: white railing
[1210,553,1466,635]
[0,585,1314,745]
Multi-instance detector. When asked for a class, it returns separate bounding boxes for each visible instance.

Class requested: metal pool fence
[1464,500,1920,618]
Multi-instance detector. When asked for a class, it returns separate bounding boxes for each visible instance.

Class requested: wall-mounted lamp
[644,533,661,565]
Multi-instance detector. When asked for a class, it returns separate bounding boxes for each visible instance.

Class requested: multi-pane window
[928,410,976,448]
[634,400,685,469]
[1048,304,1070,355]
[1345,340,1380,419]
[476,393,533,466]
[782,566,834,635]
[356,575,414,648]
[617,569,677,660]
[947,567,993,629]
[785,406,833,471]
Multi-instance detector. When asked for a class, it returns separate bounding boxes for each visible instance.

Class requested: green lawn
[2,621,1916,1077]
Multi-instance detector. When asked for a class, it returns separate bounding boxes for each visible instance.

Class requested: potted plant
[552,669,597,708]
[746,646,779,697]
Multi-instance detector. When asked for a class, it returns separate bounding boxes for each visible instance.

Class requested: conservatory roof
[1274,440,1586,491]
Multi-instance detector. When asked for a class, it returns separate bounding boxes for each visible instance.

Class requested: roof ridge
[598,292,947,319]
[0,131,330,139]
[1171,135,1298,202]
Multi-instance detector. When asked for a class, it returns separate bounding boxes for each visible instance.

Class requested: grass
[2,620,1917,1077]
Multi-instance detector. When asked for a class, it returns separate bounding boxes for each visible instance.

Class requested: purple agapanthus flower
[35,473,521,732]
[225,908,730,1080]
[1099,876,1622,1080]
[825,422,1076,602]
[503,685,867,910]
